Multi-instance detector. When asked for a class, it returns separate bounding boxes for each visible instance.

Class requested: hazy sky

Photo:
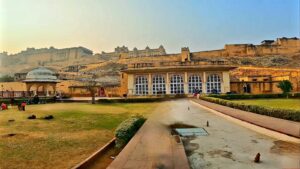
[0,0,299,54]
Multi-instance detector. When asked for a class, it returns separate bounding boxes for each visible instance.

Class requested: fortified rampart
[0,46,93,67]
[192,37,300,58]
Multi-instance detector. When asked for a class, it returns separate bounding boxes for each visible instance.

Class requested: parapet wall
[118,54,181,64]
[192,38,300,58]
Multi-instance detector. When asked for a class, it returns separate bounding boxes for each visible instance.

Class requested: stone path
[107,100,189,169]
[192,98,300,138]
[108,99,300,169]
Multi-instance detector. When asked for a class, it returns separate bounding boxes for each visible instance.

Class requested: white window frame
[135,75,148,95]
[152,75,166,95]
[188,75,202,94]
[170,74,184,94]
[206,74,221,93]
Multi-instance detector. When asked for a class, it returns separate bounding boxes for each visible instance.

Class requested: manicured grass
[0,102,158,169]
[231,99,300,110]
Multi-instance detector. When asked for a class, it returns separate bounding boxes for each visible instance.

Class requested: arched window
[135,76,148,95]
[170,74,184,94]
[188,75,202,94]
[152,75,166,95]
[207,74,221,93]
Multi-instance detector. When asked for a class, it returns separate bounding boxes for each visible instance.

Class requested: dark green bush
[199,96,300,122]
[115,115,146,148]
[0,97,56,105]
[98,95,188,104]
[98,98,165,103]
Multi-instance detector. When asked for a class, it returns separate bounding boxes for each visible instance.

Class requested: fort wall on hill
[0,37,299,76]
[192,37,300,58]
[0,46,93,67]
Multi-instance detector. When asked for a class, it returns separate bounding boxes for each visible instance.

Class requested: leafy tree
[277,80,293,98]
[85,74,98,104]
[0,75,14,82]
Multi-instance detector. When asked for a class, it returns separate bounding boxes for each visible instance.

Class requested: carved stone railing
[127,60,229,69]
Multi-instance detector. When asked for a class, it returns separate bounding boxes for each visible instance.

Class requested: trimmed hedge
[208,93,300,100]
[200,96,300,122]
[98,95,188,103]
[99,98,165,103]
[115,115,146,148]
[0,97,56,104]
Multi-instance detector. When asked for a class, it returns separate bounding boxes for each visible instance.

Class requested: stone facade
[121,61,234,96]
[230,67,300,94]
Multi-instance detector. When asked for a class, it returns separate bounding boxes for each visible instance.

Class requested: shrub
[98,96,188,104]
[208,93,300,100]
[199,96,300,122]
[115,115,146,148]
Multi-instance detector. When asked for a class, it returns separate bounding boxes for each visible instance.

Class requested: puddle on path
[207,149,236,161]
[182,137,199,156]
[270,140,300,155]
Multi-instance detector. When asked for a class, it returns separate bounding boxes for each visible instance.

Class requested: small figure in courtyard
[1,103,8,110]
[10,98,15,107]
[193,88,199,97]
[18,104,22,111]
[44,115,54,120]
[21,101,26,111]
[206,120,209,127]
[27,115,36,119]
[33,95,40,104]
[188,107,190,111]
[211,88,218,94]
[254,153,260,163]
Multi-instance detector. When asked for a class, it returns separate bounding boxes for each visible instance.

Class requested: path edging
[71,137,116,169]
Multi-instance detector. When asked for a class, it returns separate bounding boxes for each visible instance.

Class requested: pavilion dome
[24,67,58,82]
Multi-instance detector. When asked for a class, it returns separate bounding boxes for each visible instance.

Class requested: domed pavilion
[23,67,59,96]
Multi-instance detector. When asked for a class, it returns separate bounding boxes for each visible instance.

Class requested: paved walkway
[108,99,300,169]
[107,100,189,169]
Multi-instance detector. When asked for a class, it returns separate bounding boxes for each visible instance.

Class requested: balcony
[128,60,229,69]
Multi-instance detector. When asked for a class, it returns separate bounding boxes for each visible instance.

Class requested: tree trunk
[92,93,96,104]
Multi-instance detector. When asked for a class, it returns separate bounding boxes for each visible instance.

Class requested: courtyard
[107,99,300,169]
[0,102,158,169]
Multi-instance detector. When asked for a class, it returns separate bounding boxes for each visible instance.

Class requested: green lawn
[0,102,158,169]
[231,99,300,110]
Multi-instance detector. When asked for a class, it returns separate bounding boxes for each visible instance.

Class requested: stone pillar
[166,73,170,94]
[26,83,32,96]
[148,73,152,95]
[127,74,134,96]
[45,84,50,96]
[42,84,48,96]
[222,71,230,93]
[184,72,188,94]
[52,83,57,95]
[202,72,207,94]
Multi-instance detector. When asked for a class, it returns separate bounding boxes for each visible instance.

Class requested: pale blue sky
[0,0,299,54]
